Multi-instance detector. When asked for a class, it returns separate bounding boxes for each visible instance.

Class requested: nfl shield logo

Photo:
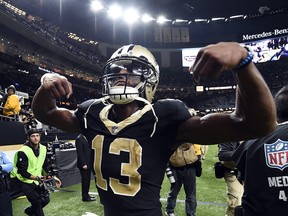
[264,139,288,171]
[111,126,118,135]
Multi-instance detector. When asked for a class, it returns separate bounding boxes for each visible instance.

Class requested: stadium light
[141,14,154,23]
[107,4,122,20]
[172,19,189,24]
[123,8,140,24]
[194,18,208,23]
[90,1,104,12]
[156,16,171,24]
[229,14,244,19]
[211,17,225,21]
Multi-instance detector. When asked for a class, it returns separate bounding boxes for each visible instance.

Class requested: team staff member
[75,134,96,202]
[166,143,200,216]
[232,85,288,216]
[32,43,276,216]
[0,150,13,216]
[11,129,50,216]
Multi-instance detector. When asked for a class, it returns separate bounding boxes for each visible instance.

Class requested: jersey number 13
[92,135,142,196]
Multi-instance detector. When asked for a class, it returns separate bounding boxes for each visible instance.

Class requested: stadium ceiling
[6,0,288,46]
[8,0,288,22]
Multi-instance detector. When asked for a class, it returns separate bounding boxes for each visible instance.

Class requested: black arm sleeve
[218,142,238,161]
[42,155,49,175]
[16,151,31,179]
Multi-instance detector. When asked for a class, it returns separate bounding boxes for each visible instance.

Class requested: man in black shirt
[233,85,288,216]
[75,134,96,202]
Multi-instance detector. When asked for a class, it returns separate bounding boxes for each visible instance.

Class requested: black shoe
[24,207,34,216]
[82,196,96,202]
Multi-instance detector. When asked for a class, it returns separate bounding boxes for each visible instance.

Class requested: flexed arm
[178,42,276,144]
[32,73,80,133]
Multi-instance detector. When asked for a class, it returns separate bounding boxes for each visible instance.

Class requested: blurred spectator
[2,85,21,121]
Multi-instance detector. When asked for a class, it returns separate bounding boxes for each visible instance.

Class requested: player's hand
[40,73,73,99]
[189,42,249,82]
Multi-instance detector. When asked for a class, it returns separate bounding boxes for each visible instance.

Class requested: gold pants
[224,172,244,216]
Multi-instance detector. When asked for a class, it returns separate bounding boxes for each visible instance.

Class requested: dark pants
[0,187,12,216]
[80,169,93,199]
[16,179,50,216]
[166,165,197,216]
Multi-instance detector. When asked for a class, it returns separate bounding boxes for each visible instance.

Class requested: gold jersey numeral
[92,135,142,196]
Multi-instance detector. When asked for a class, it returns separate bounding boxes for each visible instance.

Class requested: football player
[32,42,276,216]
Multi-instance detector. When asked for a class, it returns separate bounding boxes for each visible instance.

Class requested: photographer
[10,129,51,216]
[0,150,13,216]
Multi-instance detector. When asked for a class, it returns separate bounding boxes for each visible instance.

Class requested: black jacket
[218,141,240,161]
[75,134,92,170]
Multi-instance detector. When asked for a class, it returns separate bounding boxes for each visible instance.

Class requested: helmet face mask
[102,45,159,104]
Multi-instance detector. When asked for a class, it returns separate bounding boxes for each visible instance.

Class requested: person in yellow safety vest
[11,129,49,216]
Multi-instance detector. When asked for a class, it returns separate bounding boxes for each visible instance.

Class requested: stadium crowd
[1,58,288,115]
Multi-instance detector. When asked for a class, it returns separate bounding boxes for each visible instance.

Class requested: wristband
[233,47,254,70]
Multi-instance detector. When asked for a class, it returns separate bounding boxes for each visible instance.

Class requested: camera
[39,178,56,201]
[165,165,175,184]
[41,178,57,191]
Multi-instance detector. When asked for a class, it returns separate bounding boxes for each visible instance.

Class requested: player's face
[105,61,149,88]
[28,133,41,146]
[110,69,141,88]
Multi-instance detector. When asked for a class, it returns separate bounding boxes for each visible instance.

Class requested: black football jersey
[75,98,191,216]
[232,123,288,216]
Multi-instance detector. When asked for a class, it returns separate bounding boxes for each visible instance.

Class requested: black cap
[7,85,16,93]
[26,128,40,136]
